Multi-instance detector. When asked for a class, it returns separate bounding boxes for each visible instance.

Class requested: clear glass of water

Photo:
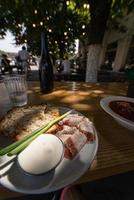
[3,75,27,107]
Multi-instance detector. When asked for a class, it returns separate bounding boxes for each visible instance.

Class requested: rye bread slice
[0,105,59,141]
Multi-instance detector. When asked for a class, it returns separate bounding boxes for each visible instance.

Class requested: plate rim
[100,95,134,127]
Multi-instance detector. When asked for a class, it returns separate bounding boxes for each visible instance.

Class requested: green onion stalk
[0,110,72,156]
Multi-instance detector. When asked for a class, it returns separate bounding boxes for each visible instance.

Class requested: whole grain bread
[0,105,60,141]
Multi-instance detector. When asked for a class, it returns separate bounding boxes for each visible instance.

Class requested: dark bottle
[39,32,54,93]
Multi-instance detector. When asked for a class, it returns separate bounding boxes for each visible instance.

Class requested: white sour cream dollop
[18,134,64,175]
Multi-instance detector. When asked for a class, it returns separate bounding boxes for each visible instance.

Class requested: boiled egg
[18,134,64,175]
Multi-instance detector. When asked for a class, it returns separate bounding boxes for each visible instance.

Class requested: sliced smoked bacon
[56,114,95,159]
[64,129,87,159]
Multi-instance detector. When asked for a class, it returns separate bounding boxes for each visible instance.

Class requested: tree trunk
[86,44,101,82]
[78,40,87,70]
[86,0,112,82]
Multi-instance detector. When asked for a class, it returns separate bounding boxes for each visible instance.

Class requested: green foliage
[0,0,133,57]
[108,0,134,32]
[0,0,90,57]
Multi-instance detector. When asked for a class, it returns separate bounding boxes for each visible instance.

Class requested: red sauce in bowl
[109,101,134,122]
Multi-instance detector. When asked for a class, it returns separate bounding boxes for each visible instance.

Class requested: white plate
[100,96,134,131]
[0,107,98,194]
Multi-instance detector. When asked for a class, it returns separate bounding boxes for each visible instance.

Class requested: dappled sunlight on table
[93,90,104,94]
[71,103,92,111]
[61,95,86,103]
[76,91,91,96]
[27,82,128,116]
[52,90,68,96]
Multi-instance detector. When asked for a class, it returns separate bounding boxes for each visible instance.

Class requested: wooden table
[0,81,134,199]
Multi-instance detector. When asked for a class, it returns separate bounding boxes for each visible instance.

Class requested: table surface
[0,81,134,198]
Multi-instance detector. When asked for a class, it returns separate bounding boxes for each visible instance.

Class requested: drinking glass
[0,80,12,116]
[3,75,27,107]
